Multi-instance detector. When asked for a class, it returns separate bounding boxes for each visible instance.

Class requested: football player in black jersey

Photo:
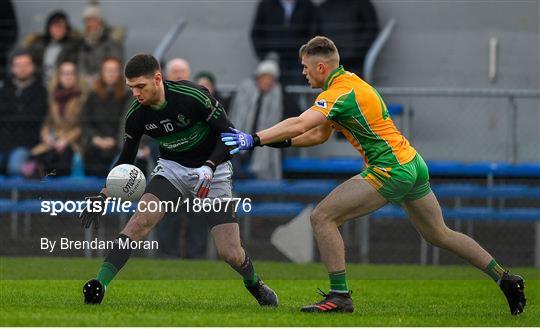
[79,54,278,307]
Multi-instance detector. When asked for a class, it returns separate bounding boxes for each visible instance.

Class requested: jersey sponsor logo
[145,123,158,130]
[316,99,327,109]
[156,123,210,152]
[176,114,190,128]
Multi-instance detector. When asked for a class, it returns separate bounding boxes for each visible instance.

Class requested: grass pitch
[1,257,538,326]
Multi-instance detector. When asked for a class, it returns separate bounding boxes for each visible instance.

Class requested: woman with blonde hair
[30,60,86,176]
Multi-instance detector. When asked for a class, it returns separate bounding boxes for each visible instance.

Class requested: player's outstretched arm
[291,122,333,147]
[257,110,328,145]
[221,110,327,154]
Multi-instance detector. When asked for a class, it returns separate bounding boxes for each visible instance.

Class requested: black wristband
[204,160,217,172]
[98,192,108,200]
[266,139,292,149]
[252,134,261,147]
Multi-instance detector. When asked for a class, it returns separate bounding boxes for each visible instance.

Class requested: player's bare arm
[221,109,328,154]
[291,122,333,147]
[257,109,327,145]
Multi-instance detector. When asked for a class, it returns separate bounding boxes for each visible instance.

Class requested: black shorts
[145,174,237,228]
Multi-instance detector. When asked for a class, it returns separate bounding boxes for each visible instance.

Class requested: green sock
[243,271,259,288]
[96,262,119,287]
[484,259,506,283]
[230,253,259,287]
[329,270,349,293]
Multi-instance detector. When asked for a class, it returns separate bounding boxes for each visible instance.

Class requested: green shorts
[360,153,432,204]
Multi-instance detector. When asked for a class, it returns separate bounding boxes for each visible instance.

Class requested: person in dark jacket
[0,50,48,176]
[81,57,130,176]
[22,10,81,83]
[315,0,379,76]
[250,0,316,85]
[78,4,124,86]
[0,1,18,82]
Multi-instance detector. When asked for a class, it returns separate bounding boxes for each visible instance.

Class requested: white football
[106,164,146,201]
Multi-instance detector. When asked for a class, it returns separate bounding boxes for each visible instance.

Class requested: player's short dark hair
[299,36,339,61]
[124,54,161,79]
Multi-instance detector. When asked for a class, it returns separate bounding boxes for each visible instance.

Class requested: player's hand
[221,128,256,154]
[79,193,107,230]
[188,165,214,198]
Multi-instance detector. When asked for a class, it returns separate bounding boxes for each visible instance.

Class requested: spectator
[250,0,316,85]
[165,58,191,81]
[79,3,124,85]
[81,57,130,176]
[194,71,228,111]
[30,60,86,177]
[0,1,18,82]
[21,10,81,83]
[0,50,48,176]
[316,0,379,76]
[228,59,300,179]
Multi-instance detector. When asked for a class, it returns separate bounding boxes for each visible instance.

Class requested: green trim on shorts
[360,153,432,204]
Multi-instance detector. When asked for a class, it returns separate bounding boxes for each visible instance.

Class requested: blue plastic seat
[432,183,485,198]
[444,207,496,220]
[387,103,404,116]
[494,208,540,221]
[0,177,103,192]
[371,205,406,219]
[288,180,338,195]
[494,162,540,177]
[283,157,364,174]
[0,199,17,213]
[426,161,496,177]
[239,202,305,217]
[233,179,339,196]
[233,180,289,195]
[488,185,537,198]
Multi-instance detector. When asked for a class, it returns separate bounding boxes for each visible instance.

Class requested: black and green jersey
[116,80,233,168]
